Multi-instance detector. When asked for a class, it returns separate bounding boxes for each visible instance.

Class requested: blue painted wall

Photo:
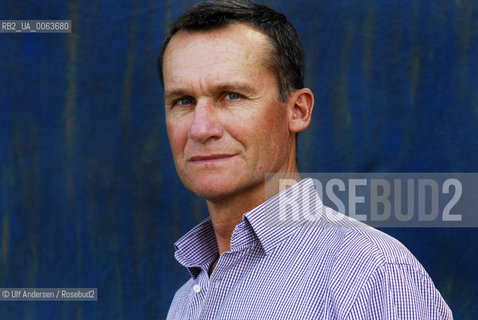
[0,0,476,318]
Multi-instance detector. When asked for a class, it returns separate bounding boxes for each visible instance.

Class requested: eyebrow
[164,82,258,101]
[164,89,189,102]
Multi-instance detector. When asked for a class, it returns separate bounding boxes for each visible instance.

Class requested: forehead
[162,23,274,90]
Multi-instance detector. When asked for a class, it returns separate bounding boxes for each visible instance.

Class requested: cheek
[226,105,288,153]
[166,120,188,156]
[259,108,291,157]
[258,105,289,138]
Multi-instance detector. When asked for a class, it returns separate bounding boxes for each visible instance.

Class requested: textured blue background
[0,0,477,319]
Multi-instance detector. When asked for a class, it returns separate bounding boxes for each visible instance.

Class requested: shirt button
[193,284,201,293]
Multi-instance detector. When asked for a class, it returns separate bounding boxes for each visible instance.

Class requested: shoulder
[313,206,421,267]
[310,207,433,290]
[275,205,424,282]
[301,207,452,319]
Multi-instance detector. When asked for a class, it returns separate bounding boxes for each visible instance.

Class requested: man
[158,0,453,319]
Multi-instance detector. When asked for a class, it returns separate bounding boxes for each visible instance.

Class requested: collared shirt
[167,179,453,319]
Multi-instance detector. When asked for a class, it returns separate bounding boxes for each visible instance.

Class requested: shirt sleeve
[346,262,453,320]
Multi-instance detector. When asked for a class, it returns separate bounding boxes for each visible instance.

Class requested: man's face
[163,23,296,201]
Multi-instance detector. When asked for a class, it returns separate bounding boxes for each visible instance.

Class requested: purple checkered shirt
[167,178,453,319]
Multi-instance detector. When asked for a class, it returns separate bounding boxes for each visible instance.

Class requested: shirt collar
[174,217,218,278]
[173,178,323,278]
[242,178,323,254]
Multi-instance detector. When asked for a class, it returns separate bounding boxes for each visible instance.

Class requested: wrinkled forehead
[163,24,279,99]
[162,23,277,89]
[165,22,275,55]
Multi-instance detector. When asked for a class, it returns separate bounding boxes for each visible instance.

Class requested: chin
[182,174,243,201]
[192,189,231,201]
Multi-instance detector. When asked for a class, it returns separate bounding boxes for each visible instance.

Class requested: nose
[188,99,224,143]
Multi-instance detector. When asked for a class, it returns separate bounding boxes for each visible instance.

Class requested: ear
[287,88,314,133]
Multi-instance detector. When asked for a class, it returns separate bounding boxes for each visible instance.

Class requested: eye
[175,97,195,107]
[224,92,241,101]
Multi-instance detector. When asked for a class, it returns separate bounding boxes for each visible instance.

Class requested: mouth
[189,154,237,164]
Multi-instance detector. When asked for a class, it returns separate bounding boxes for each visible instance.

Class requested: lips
[189,154,237,163]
